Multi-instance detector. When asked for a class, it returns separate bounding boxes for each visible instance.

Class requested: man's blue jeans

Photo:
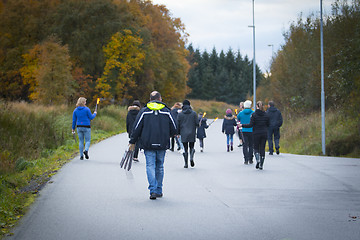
[77,127,91,157]
[144,150,166,195]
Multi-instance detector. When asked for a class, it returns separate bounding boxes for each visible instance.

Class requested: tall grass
[280,110,360,157]
[188,99,238,118]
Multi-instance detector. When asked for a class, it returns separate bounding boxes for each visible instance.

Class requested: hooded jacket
[72,106,96,129]
[177,105,198,142]
[126,105,140,138]
[129,100,177,150]
[242,109,269,135]
[266,106,283,128]
[197,118,209,139]
[237,108,254,133]
[222,114,237,135]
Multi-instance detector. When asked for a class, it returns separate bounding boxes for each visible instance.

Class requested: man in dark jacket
[266,101,283,155]
[129,91,177,200]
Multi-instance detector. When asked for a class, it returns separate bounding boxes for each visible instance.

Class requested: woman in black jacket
[240,101,269,170]
[126,100,141,162]
[177,100,198,168]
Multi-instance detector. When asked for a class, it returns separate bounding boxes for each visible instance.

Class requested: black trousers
[253,133,267,158]
[268,127,280,153]
[242,132,253,161]
[183,142,195,153]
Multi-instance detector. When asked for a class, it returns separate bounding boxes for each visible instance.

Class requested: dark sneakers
[83,150,89,159]
[149,193,163,200]
[80,156,84,160]
[276,148,280,155]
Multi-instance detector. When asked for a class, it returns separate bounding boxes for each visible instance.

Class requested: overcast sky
[151,0,334,72]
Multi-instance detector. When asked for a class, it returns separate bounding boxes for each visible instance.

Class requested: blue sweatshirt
[72,106,97,129]
[237,108,254,132]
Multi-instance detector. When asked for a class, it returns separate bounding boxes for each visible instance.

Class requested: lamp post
[248,0,256,109]
[320,0,326,155]
[268,44,274,59]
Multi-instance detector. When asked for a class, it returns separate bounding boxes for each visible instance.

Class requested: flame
[97,98,100,104]
[235,108,238,114]
[214,117,218,121]
[202,112,206,118]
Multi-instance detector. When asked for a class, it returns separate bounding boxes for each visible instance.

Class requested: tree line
[0,0,189,105]
[186,45,263,105]
[258,0,360,119]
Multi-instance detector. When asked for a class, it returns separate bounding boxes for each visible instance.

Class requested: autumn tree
[95,30,145,103]
[21,37,74,104]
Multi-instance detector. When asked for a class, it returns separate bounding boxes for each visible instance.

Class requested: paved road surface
[7,119,360,240]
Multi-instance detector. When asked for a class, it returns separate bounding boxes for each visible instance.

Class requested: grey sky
[151,0,334,72]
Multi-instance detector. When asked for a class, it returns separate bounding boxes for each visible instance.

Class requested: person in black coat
[197,113,209,152]
[240,101,269,170]
[222,109,237,152]
[170,102,183,152]
[266,101,283,155]
[126,100,141,161]
[177,99,198,168]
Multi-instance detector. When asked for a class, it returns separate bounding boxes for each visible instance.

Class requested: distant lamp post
[320,0,326,155]
[248,0,256,109]
[268,44,274,59]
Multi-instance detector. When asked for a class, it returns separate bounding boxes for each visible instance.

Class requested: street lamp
[320,0,326,155]
[248,0,256,109]
[268,44,274,59]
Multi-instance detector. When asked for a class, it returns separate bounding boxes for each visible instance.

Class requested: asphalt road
[7,119,360,240]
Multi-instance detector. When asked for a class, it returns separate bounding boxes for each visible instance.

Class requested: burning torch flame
[97,98,100,104]
[202,112,207,118]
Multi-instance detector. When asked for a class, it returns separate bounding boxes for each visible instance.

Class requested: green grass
[279,110,360,157]
[0,101,127,238]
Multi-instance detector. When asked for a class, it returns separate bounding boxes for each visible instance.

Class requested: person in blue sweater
[72,97,97,160]
[237,100,254,164]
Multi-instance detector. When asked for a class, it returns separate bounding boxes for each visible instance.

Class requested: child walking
[197,114,209,152]
[222,109,237,152]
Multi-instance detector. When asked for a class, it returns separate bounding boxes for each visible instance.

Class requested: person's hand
[128,144,135,151]
[72,129,75,134]
[94,110,97,114]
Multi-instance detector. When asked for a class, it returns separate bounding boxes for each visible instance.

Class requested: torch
[202,112,207,118]
[209,117,218,126]
[95,98,100,112]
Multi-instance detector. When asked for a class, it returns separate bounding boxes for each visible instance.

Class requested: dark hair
[268,101,275,107]
[150,91,161,101]
[183,99,190,106]
[257,101,264,111]
[132,100,141,107]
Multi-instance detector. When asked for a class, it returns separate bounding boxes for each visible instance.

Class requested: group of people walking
[71,91,282,200]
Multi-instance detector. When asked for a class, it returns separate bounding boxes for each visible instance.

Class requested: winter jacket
[242,109,269,135]
[126,105,140,138]
[177,105,198,142]
[72,106,96,129]
[197,118,209,139]
[222,114,237,135]
[237,108,254,133]
[129,100,177,150]
[266,106,283,128]
[170,107,181,126]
